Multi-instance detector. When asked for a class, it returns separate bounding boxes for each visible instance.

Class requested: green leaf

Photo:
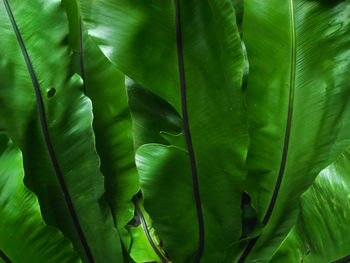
[63,3,158,261]
[84,0,249,262]
[61,0,80,52]
[0,134,81,263]
[270,149,350,263]
[239,0,350,261]
[0,0,122,261]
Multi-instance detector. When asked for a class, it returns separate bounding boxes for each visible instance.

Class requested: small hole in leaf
[47,88,56,98]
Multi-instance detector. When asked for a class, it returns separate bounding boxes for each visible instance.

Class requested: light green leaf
[0,134,81,263]
[270,149,350,263]
[127,194,168,263]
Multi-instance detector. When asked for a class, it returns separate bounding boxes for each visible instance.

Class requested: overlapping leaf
[82,0,249,262]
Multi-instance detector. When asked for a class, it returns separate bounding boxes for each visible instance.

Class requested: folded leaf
[0,134,81,263]
[239,0,350,261]
[0,0,122,261]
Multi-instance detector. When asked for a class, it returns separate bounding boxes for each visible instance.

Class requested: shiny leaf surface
[240,0,350,261]
[271,149,350,263]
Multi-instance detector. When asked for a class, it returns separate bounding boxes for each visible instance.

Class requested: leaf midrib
[0,249,12,263]
[332,254,350,263]
[79,18,87,95]
[2,1,94,262]
[133,197,169,263]
[174,0,205,262]
[237,0,296,261]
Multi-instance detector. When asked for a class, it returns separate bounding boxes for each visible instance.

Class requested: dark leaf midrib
[0,249,12,263]
[133,196,168,263]
[331,254,350,263]
[237,0,296,261]
[79,18,87,95]
[3,1,94,262]
[174,0,205,262]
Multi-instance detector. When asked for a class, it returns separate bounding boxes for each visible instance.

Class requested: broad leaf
[83,0,248,262]
[0,134,81,263]
[270,149,350,263]
[239,0,350,261]
[0,0,122,261]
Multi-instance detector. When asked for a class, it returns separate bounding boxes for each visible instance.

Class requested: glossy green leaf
[0,134,81,263]
[240,0,350,261]
[270,149,350,263]
[0,0,122,261]
[84,0,248,262]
